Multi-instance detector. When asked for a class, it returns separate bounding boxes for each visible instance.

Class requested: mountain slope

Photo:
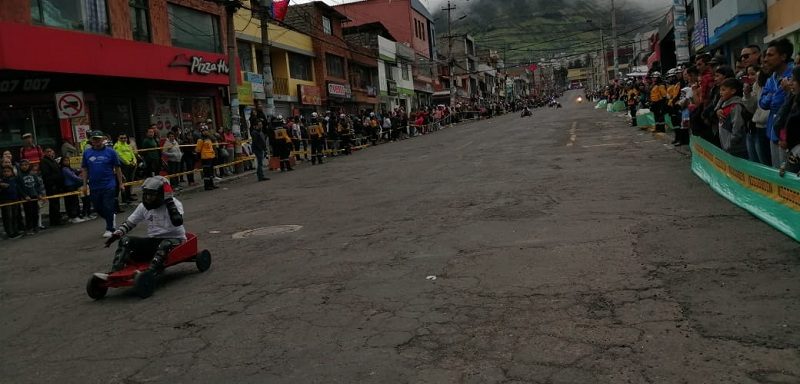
[434,0,666,64]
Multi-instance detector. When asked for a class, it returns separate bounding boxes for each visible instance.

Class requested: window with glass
[239,42,253,73]
[31,0,109,33]
[326,53,345,78]
[401,61,410,80]
[168,4,221,52]
[322,16,332,35]
[129,0,150,42]
[385,61,394,80]
[289,52,313,81]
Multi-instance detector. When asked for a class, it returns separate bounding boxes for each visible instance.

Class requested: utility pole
[611,0,618,81]
[443,0,456,107]
[259,0,276,118]
[224,0,242,135]
[600,28,606,85]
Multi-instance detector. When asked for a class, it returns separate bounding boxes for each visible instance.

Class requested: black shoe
[287,167,294,171]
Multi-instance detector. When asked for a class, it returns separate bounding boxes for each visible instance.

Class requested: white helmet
[277,114,284,120]
[311,112,319,118]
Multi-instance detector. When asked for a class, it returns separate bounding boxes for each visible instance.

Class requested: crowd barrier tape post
[691,136,800,242]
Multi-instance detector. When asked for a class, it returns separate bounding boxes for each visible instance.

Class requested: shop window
[168,4,222,53]
[30,0,109,33]
[98,98,133,139]
[289,52,313,81]
[322,16,332,35]
[326,53,345,78]
[130,0,150,42]
[180,98,214,130]
[148,97,180,137]
[239,42,253,73]
[0,105,59,154]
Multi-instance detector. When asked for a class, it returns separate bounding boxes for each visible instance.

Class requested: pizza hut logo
[170,54,229,75]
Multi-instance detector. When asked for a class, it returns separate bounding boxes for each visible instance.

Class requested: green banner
[691,136,800,242]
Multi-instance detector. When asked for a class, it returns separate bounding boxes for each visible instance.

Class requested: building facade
[234,7,317,118]
[333,0,437,110]
[1,0,229,152]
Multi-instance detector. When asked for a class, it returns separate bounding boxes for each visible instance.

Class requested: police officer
[274,118,294,172]
[337,114,354,155]
[309,112,325,165]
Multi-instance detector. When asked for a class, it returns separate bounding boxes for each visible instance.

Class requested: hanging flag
[271,0,289,22]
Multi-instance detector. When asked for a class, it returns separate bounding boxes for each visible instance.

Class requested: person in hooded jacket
[39,147,64,226]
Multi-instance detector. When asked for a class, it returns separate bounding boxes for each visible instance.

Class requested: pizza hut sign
[170,54,229,75]
[327,82,352,98]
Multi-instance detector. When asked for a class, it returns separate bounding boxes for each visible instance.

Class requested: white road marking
[566,122,577,147]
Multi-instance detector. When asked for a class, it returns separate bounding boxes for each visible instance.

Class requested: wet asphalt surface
[1,91,799,384]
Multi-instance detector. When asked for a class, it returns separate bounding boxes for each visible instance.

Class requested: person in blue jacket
[759,38,795,168]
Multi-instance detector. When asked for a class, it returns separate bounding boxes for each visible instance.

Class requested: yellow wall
[234,9,314,53]
[234,9,316,98]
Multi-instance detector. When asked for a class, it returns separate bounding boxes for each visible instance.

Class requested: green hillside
[434,0,667,65]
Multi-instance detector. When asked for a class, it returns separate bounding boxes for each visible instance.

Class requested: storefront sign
[327,82,352,99]
[245,72,266,96]
[692,18,709,52]
[170,54,229,75]
[298,85,322,105]
[55,91,86,118]
[238,82,254,106]
[0,78,51,93]
[672,0,690,64]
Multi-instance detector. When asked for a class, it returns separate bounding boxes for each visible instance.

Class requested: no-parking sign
[55,91,86,118]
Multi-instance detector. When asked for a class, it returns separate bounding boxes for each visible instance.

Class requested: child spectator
[778,66,800,176]
[17,159,46,235]
[716,78,749,158]
[60,156,85,223]
[0,165,22,239]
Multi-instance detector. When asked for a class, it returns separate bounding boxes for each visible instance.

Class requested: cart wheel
[134,270,155,298]
[86,276,108,300]
[196,250,211,272]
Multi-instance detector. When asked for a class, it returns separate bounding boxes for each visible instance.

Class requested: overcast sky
[288,0,674,13]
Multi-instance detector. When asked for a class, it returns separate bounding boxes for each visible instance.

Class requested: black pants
[48,194,61,226]
[120,163,135,202]
[202,158,215,190]
[63,186,80,219]
[22,200,39,231]
[293,140,306,160]
[652,101,666,132]
[112,236,182,272]
[167,161,181,186]
[1,204,21,237]
[81,195,92,218]
[182,152,196,184]
[145,157,161,177]
[629,104,637,126]
[310,138,324,164]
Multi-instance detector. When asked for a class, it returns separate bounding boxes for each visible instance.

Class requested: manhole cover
[232,225,303,239]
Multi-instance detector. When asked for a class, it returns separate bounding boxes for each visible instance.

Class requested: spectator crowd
[0,102,512,240]
[588,38,800,178]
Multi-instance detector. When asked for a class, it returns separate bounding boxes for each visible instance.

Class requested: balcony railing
[274,77,289,95]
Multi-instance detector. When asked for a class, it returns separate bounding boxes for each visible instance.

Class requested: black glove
[104,231,122,248]
[164,197,183,227]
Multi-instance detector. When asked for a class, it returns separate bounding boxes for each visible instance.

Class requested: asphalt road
[2,91,799,384]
